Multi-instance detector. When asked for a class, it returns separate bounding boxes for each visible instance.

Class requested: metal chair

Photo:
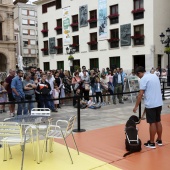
[41,115,79,164]
[0,122,34,161]
[30,108,51,130]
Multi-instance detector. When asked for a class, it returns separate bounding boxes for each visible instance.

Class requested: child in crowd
[0,81,7,113]
[94,78,103,105]
[87,97,101,109]
[53,84,60,109]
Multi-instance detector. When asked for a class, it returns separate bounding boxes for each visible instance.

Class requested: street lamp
[160,27,170,86]
[66,46,76,74]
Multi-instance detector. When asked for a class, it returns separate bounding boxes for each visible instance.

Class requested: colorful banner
[79,5,88,27]
[63,7,71,45]
[98,0,107,40]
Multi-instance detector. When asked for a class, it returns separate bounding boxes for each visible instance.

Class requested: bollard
[73,96,86,132]
[139,102,141,119]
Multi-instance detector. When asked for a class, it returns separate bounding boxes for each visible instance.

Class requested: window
[133,24,144,45]
[43,40,49,55]
[22,19,28,25]
[42,22,48,37]
[57,38,63,54]
[23,29,28,35]
[90,58,99,70]
[133,0,144,20]
[56,0,61,9]
[71,15,79,32]
[89,32,98,50]
[42,4,47,13]
[42,1,56,13]
[57,61,64,70]
[134,0,143,9]
[110,57,120,69]
[30,30,35,36]
[56,18,62,34]
[44,62,50,71]
[30,20,35,26]
[109,5,119,24]
[31,49,36,54]
[29,10,35,16]
[89,10,97,28]
[109,29,119,48]
[22,9,27,15]
[30,40,36,45]
[23,40,28,47]
[23,49,29,54]
[72,35,79,52]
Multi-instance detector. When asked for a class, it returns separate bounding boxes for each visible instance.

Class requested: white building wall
[35,0,169,72]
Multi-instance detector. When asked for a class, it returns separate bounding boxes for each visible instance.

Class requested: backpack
[123,118,141,157]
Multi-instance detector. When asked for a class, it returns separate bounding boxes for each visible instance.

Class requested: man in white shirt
[133,66,163,149]
[79,66,89,78]
[154,68,160,77]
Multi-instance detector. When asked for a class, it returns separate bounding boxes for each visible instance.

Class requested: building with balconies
[34,0,170,72]
[14,0,39,69]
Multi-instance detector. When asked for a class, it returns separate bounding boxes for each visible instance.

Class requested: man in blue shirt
[11,70,26,115]
[133,66,163,149]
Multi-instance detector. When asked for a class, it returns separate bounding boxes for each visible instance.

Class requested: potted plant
[107,38,120,42]
[68,55,74,60]
[54,26,62,30]
[164,47,170,54]
[41,29,48,33]
[108,13,119,19]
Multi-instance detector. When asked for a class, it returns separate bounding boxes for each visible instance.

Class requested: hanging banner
[49,37,56,54]
[63,7,71,45]
[98,0,107,40]
[79,5,88,27]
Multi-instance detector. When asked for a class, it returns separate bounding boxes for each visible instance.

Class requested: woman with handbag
[81,70,90,101]
[23,72,37,114]
[72,71,82,94]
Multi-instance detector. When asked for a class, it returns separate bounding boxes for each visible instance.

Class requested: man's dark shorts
[145,106,162,123]
[8,93,15,102]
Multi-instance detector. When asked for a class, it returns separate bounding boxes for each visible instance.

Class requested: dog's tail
[123,150,134,157]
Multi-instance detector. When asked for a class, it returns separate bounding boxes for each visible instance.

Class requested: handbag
[85,83,90,91]
[25,94,32,100]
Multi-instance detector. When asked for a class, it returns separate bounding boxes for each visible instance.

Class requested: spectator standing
[72,72,82,94]
[0,81,7,113]
[94,77,103,105]
[23,72,36,114]
[133,66,163,148]
[90,70,97,104]
[11,70,26,115]
[36,73,57,112]
[5,69,15,116]
[46,71,55,109]
[113,68,124,104]
[79,66,88,78]
[100,74,110,105]
[63,70,72,102]
[52,84,60,109]
[81,70,90,101]
[154,68,160,77]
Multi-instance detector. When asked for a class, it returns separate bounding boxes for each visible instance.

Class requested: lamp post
[66,46,76,74]
[160,27,170,86]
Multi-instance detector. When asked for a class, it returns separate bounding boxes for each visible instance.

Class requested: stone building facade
[0,0,17,72]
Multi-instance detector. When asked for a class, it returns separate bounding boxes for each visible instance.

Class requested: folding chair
[41,115,79,164]
[0,122,34,161]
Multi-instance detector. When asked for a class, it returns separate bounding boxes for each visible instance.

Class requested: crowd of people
[0,65,166,116]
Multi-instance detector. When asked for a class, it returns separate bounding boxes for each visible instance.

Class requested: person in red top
[4,69,15,116]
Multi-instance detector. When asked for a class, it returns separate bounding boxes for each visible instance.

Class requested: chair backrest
[0,122,22,141]
[31,108,51,116]
[65,116,76,137]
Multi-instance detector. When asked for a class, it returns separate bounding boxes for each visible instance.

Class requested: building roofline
[34,0,53,5]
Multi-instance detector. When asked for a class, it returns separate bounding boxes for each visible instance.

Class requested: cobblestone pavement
[0,99,169,131]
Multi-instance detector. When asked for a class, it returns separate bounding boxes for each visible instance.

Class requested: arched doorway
[0,53,7,72]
